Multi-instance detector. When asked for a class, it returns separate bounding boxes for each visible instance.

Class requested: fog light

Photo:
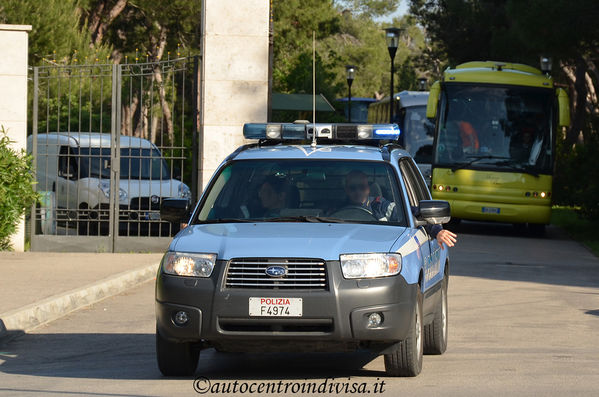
[367,312,383,328]
[173,310,189,326]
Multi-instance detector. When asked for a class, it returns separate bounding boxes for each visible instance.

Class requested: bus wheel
[528,223,546,237]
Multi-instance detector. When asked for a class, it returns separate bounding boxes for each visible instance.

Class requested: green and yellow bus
[426,61,570,234]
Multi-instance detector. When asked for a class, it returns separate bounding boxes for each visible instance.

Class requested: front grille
[130,197,162,211]
[225,258,327,289]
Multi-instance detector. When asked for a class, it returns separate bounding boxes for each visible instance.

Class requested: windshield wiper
[451,155,510,172]
[494,160,540,177]
[265,215,347,223]
[200,218,256,224]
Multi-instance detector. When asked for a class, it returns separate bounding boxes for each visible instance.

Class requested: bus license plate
[249,297,302,317]
[482,207,500,214]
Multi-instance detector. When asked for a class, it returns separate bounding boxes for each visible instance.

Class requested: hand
[437,229,457,249]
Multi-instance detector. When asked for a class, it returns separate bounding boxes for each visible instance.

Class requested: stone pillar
[0,24,31,252]
[199,0,270,188]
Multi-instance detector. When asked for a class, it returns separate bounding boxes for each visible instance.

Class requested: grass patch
[552,206,599,257]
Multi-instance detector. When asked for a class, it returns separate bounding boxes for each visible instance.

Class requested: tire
[384,289,424,377]
[528,223,546,237]
[424,277,448,355]
[156,328,199,376]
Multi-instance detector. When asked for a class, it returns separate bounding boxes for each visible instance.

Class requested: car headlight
[340,253,401,279]
[163,252,217,277]
[98,180,127,201]
[178,183,191,201]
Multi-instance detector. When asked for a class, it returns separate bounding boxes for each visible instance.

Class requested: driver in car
[343,170,457,249]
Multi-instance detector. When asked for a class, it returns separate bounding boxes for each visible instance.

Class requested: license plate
[482,207,500,214]
[144,211,161,220]
[249,297,303,317]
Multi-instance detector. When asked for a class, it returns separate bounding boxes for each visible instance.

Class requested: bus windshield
[434,84,554,173]
[402,105,434,164]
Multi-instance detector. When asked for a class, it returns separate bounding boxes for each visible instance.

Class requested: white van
[27,132,191,235]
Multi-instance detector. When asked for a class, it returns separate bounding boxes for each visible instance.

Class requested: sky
[375,1,409,23]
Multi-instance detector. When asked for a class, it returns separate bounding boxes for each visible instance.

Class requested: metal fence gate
[29,57,199,252]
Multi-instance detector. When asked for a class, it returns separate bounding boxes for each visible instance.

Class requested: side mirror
[556,88,570,128]
[161,198,190,224]
[426,81,441,119]
[417,200,450,225]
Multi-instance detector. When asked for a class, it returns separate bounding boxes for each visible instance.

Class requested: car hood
[170,223,407,261]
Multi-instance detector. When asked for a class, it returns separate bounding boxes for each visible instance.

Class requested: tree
[0,0,111,65]
[273,0,427,102]
[0,127,38,250]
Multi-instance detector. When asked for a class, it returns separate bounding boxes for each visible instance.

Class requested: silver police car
[157,123,451,377]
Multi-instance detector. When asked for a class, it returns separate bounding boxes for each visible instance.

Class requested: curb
[0,263,157,341]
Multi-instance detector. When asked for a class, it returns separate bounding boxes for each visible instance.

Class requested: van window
[58,146,78,179]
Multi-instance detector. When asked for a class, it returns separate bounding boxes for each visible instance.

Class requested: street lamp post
[418,77,427,91]
[345,65,356,122]
[385,27,401,124]
[539,55,552,75]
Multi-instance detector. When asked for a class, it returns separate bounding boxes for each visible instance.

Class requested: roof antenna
[311,30,317,148]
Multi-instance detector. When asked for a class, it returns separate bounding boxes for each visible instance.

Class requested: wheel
[384,289,424,377]
[512,223,526,235]
[424,277,448,354]
[156,328,199,376]
[528,223,546,237]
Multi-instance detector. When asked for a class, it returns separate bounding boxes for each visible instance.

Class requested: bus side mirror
[556,88,570,128]
[426,81,441,119]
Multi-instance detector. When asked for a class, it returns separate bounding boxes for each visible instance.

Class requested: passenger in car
[257,175,290,218]
[343,170,457,249]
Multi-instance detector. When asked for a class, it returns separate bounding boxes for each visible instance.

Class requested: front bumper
[155,260,418,350]
[446,199,551,224]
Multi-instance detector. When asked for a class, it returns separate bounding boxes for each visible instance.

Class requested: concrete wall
[0,24,31,252]
[199,0,270,188]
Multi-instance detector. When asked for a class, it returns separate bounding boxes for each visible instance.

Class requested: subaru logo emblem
[265,266,287,278]
[151,195,160,204]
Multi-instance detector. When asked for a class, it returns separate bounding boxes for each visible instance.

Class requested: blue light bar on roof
[242,123,401,141]
[243,123,305,140]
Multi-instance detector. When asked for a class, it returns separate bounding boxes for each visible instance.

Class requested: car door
[404,159,444,289]
[398,158,433,291]
[56,145,79,212]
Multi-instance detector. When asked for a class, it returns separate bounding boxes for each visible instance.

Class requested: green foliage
[0,127,39,251]
[95,0,202,60]
[551,207,599,258]
[0,0,111,65]
[554,128,599,221]
[273,1,426,102]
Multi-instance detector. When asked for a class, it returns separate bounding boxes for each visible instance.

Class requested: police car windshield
[195,159,407,226]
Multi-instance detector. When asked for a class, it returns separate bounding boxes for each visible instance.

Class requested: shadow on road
[0,332,383,380]
[445,221,599,289]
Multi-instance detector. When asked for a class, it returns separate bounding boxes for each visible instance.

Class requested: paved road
[1,223,598,396]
